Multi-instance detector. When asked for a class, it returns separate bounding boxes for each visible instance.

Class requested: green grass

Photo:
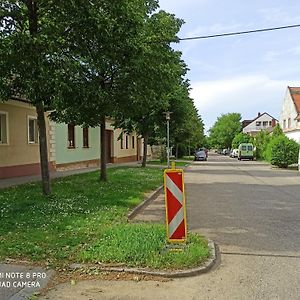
[81,223,210,269]
[147,160,189,167]
[0,167,209,270]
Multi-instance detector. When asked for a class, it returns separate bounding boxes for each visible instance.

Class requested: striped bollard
[164,168,187,243]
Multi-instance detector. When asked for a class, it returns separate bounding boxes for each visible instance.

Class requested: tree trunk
[28,1,51,194]
[36,102,51,195]
[100,115,107,181]
[176,144,179,159]
[141,133,148,168]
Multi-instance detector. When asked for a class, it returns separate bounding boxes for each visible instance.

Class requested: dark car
[194,149,207,161]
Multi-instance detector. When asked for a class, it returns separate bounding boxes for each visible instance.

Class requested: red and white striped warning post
[164,168,187,243]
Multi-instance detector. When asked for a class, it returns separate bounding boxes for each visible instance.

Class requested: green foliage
[166,82,205,157]
[232,132,253,149]
[208,113,242,149]
[253,130,271,159]
[265,135,299,168]
[272,124,284,137]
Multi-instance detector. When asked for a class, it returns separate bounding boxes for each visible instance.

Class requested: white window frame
[0,111,9,145]
[27,115,38,144]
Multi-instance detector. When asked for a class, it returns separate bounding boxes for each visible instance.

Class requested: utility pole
[164,111,172,168]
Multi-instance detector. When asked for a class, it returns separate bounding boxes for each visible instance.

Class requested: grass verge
[0,167,209,270]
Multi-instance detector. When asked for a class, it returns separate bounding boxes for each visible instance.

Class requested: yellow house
[0,99,142,179]
[0,99,55,179]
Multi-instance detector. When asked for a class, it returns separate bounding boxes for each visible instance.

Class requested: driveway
[39,154,300,300]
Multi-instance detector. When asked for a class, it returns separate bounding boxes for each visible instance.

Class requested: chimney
[258,112,261,117]
[271,118,276,127]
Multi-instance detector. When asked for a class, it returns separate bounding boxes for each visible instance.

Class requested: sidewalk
[0,161,140,189]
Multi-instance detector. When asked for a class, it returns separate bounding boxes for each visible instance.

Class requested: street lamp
[164,111,172,168]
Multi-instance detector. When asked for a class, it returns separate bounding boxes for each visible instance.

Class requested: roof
[242,112,278,127]
[288,86,300,114]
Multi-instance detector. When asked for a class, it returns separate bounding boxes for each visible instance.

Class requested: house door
[105,130,113,163]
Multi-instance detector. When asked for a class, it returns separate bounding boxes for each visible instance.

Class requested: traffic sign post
[164,168,187,243]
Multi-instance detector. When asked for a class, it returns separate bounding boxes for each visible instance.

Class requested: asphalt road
[187,153,300,256]
[40,154,300,300]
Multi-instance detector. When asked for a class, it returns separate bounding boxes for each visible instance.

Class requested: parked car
[238,143,254,160]
[222,149,230,155]
[230,149,239,158]
[194,149,207,161]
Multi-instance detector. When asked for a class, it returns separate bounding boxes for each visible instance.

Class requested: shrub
[254,130,270,159]
[265,135,299,168]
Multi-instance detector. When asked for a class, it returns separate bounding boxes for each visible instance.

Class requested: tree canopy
[208,113,242,149]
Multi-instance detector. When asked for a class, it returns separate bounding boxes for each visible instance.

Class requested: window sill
[83,146,89,149]
[67,147,76,149]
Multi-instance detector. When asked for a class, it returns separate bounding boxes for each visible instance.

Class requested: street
[40,154,300,300]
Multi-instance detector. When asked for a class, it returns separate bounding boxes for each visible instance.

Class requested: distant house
[242,112,278,136]
[279,86,300,143]
[0,99,142,179]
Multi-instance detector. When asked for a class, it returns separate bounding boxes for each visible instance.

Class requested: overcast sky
[158,0,300,133]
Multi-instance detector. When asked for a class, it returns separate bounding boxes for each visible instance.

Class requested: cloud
[258,7,300,24]
[264,45,300,62]
[190,75,299,132]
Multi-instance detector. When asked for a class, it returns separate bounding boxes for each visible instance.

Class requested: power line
[179,24,300,41]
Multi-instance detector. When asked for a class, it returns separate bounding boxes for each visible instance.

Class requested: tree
[253,130,270,159]
[168,82,204,156]
[208,113,242,149]
[114,9,186,167]
[0,1,78,194]
[232,132,253,149]
[51,0,160,179]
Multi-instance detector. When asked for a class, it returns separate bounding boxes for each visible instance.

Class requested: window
[125,135,128,149]
[262,121,268,127]
[283,120,286,129]
[0,112,8,144]
[120,133,124,149]
[83,127,89,148]
[28,116,38,144]
[269,121,272,126]
[241,145,247,151]
[132,136,135,149]
[68,124,75,148]
[256,121,261,126]
[288,118,291,128]
[247,145,253,151]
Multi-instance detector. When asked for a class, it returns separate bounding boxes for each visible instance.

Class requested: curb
[127,185,164,220]
[69,240,220,279]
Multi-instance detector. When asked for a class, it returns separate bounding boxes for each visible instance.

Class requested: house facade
[242,112,278,136]
[54,120,142,171]
[279,86,300,143]
[0,99,142,179]
[0,99,55,179]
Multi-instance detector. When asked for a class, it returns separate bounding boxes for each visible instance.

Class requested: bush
[254,130,270,160]
[265,135,299,168]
